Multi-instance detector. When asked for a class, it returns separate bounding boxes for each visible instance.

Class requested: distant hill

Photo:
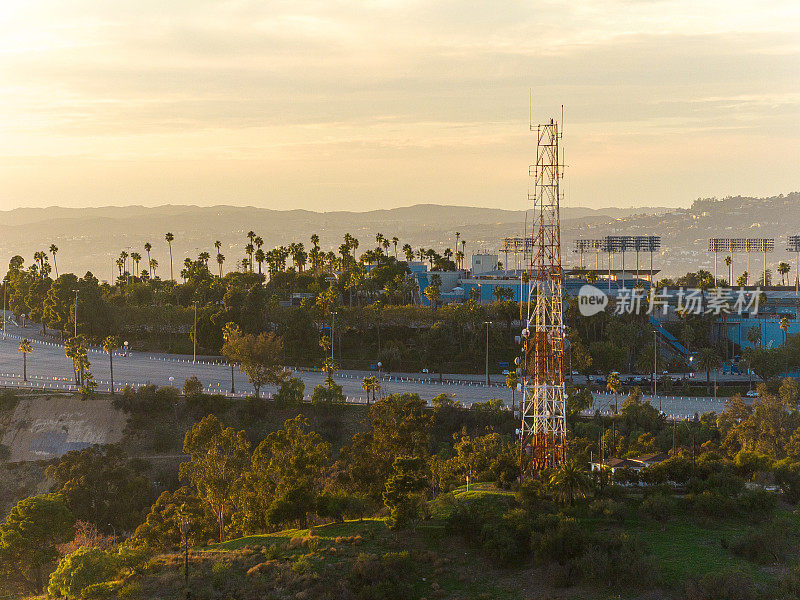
[0,195,796,280]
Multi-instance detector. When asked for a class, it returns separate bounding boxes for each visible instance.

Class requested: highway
[0,315,736,419]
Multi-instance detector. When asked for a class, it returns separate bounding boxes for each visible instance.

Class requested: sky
[0,0,798,212]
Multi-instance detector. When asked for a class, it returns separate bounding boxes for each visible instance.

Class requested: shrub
[683,570,759,600]
[185,392,229,417]
[731,522,794,564]
[533,517,585,565]
[113,385,178,414]
[311,382,345,404]
[274,377,305,407]
[0,389,18,412]
[183,376,203,397]
[736,488,777,520]
[348,551,412,600]
[82,580,122,598]
[641,492,675,524]
[48,547,119,599]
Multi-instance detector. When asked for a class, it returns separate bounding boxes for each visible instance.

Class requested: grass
[641,517,762,582]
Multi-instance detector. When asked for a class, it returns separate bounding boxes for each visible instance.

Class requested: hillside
[1,194,797,280]
[0,202,672,280]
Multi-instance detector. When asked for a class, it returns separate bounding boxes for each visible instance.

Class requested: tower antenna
[519,110,567,478]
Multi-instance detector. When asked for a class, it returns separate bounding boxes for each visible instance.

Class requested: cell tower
[519,116,567,478]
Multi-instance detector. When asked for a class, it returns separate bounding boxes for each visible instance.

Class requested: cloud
[0,0,797,209]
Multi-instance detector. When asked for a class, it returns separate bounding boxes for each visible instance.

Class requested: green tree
[383,455,428,530]
[606,371,621,414]
[179,415,251,542]
[132,487,217,551]
[274,376,305,407]
[506,369,519,413]
[222,329,286,398]
[0,494,74,594]
[343,394,432,500]
[695,347,723,394]
[47,547,119,599]
[237,416,330,533]
[548,460,591,505]
[45,446,150,534]
[18,338,32,382]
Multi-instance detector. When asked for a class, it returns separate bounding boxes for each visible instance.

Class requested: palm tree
[778,262,791,286]
[506,369,519,414]
[102,336,120,394]
[455,232,461,266]
[49,244,59,277]
[737,271,749,287]
[548,460,591,505]
[695,347,722,394]
[130,252,142,277]
[361,375,380,405]
[391,236,399,258]
[19,338,32,382]
[222,322,241,394]
[254,248,266,275]
[216,253,225,277]
[245,243,255,272]
[724,255,732,285]
[198,251,210,266]
[165,232,175,280]
[402,244,414,262]
[149,258,158,277]
[144,242,152,275]
[606,371,621,414]
[460,240,466,267]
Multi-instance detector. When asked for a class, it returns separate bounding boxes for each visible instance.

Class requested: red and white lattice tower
[519,117,567,478]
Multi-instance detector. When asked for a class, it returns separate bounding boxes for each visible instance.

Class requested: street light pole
[192,301,198,364]
[331,312,337,361]
[2,281,6,340]
[73,289,79,338]
[653,329,659,412]
[484,321,492,386]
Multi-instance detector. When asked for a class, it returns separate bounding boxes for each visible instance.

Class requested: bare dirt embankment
[1,394,127,462]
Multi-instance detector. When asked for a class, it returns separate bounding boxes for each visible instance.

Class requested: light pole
[331,311,337,362]
[72,289,79,338]
[653,329,660,412]
[2,280,6,340]
[484,321,492,386]
[192,301,198,364]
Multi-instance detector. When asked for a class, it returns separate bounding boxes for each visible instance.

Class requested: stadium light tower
[519,114,567,478]
[788,236,800,297]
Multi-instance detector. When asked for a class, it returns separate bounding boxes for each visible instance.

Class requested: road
[0,314,734,418]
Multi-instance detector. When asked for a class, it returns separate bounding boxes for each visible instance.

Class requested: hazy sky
[1,1,798,212]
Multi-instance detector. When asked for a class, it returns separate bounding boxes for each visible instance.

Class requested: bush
[312,382,345,404]
[533,517,585,565]
[348,551,412,600]
[0,389,18,412]
[683,570,759,600]
[274,377,305,407]
[737,488,777,520]
[113,385,178,414]
[641,492,675,524]
[731,522,794,564]
[185,392,229,417]
[48,547,119,599]
[183,376,203,397]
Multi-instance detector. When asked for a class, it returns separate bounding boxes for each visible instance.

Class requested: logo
[577,285,608,316]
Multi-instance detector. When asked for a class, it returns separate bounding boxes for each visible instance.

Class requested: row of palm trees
[107,229,471,285]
